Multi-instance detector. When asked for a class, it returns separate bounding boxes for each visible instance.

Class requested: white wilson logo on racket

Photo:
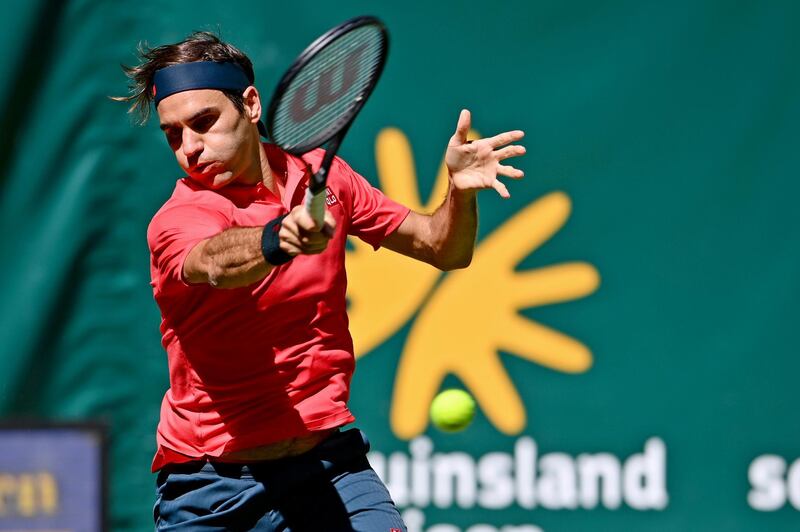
[289,43,369,123]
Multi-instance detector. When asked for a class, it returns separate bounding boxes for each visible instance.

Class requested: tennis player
[117,31,525,531]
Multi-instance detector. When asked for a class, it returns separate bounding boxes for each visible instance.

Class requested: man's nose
[182,129,203,158]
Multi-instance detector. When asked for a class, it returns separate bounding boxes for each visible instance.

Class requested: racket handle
[305,187,326,226]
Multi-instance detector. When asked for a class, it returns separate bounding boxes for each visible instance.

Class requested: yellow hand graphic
[346,127,477,357]
[390,192,600,439]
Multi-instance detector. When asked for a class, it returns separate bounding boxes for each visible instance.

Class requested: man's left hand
[445,109,526,199]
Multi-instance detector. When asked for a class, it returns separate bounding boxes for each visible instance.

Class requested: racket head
[266,16,389,155]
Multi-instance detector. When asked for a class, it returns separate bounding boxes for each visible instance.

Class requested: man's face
[157,89,257,189]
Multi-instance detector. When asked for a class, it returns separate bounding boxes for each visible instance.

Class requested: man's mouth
[191,161,218,174]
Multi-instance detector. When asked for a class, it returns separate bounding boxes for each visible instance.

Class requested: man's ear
[242,86,262,124]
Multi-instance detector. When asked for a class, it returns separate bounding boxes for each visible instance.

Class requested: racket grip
[305,187,326,226]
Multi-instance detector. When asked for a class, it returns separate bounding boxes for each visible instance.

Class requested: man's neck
[234,138,277,193]
[257,142,278,194]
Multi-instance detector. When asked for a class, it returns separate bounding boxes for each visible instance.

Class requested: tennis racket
[265,16,389,225]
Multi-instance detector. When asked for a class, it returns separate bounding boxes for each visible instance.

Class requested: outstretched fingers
[486,129,525,149]
[494,144,526,161]
[450,109,472,146]
[497,164,524,179]
[492,179,510,199]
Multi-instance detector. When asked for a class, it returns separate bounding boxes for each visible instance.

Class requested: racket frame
[265,16,389,223]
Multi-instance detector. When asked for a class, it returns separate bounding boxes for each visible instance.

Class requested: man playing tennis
[118,30,524,531]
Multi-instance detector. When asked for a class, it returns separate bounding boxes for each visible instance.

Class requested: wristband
[261,214,293,266]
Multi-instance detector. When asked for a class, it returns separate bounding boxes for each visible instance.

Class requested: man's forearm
[182,205,336,289]
[185,227,272,289]
[427,183,478,270]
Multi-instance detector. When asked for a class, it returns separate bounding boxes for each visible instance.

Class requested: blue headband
[152,61,251,106]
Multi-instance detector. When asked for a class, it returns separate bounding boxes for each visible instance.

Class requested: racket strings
[284,32,376,123]
[273,31,380,146]
[271,25,385,152]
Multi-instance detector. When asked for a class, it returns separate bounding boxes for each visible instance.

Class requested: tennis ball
[430,389,476,432]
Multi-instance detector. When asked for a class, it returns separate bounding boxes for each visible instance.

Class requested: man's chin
[188,171,234,189]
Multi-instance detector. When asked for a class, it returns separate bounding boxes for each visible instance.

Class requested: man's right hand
[278,205,337,257]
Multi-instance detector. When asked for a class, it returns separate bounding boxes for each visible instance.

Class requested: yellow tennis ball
[430,389,476,432]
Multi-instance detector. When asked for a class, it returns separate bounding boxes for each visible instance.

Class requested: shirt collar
[209,143,311,208]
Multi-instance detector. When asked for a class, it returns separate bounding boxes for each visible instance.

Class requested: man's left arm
[381,109,525,270]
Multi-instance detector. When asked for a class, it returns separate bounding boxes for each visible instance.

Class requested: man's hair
[114,31,255,124]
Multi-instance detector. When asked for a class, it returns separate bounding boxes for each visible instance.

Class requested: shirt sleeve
[147,202,231,292]
[340,159,410,250]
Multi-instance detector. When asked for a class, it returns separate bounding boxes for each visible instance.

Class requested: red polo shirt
[147,143,409,471]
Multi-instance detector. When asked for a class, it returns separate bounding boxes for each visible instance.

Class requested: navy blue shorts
[153,429,406,531]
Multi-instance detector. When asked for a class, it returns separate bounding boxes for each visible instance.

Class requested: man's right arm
[183,205,337,289]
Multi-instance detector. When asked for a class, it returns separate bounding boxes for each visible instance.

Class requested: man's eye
[165,130,180,147]
[194,115,216,132]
